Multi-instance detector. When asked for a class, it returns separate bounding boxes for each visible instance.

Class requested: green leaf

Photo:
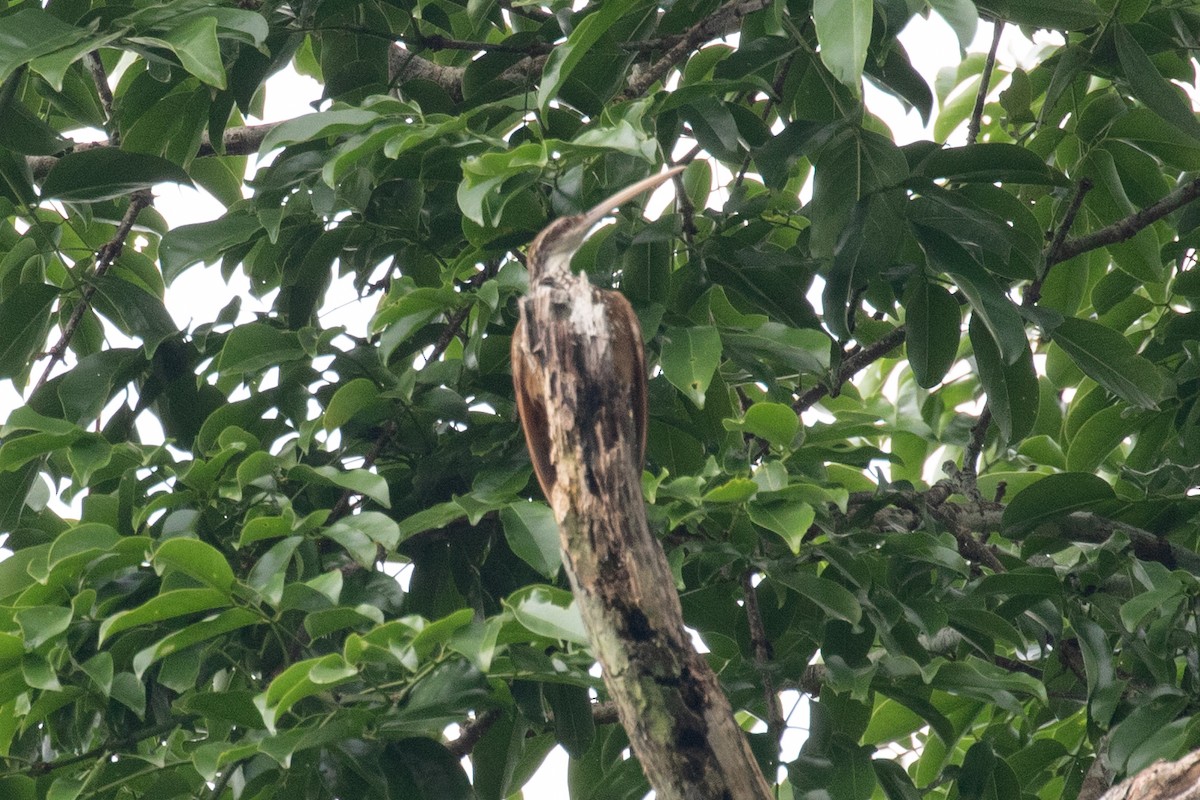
[159,212,262,283]
[824,194,903,338]
[903,276,960,388]
[40,149,193,201]
[1113,24,1200,140]
[916,144,1064,186]
[214,322,306,378]
[132,608,259,677]
[1001,473,1115,534]
[255,654,358,732]
[658,325,722,408]
[506,585,588,645]
[260,109,382,153]
[0,9,90,84]
[969,315,1038,445]
[917,225,1027,365]
[153,538,235,593]
[1078,149,1163,282]
[323,377,380,432]
[973,0,1102,30]
[1050,317,1163,409]
[737,402,800,447]
[289,464,391,508]
[98,588,232,644]
[748,499,815,554]
[88,273,178,356]
[537,0,638,112]
[500,502,562,578]
[545,683,595,759]
[16,606,71,648]
[773,570,861,624]
[701,477,759,504]
[132,17,227,87]
[813,0,872,93]
[0,283,57,381]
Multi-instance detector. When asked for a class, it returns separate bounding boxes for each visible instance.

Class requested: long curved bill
[575,165,686,231]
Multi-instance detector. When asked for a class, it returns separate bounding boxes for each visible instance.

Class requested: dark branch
[966,21,1003,146]
[622,0,772,100]
[741,570,784,750]
[36,190,153,389]
[1029,177,1093,305]
[1051,176,1200,266]
[795,326,907,412]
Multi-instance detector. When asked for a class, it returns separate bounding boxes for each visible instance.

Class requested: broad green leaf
[701,477,759,504]
[289,464,390,508]
[15,606,71,648]
[658,325,722,408]
[88,273,178,356]
[1050,317,1163,409]
[260,109,382,153]
[0,9,90,83]
[1113,24,1200,140]
[970,315,1038,445]
[748,498,815,553]
[500,502,562,578]
[214,322,306,377]
[916,143,1064,186]
[323,377,380,432]
[40,149,193,201]
[1066,403,1140,473]
[1078,149,1163,282]
[506,585,588,645]
[537,0,637,112]
[255,654,358,732]
[973,0,1102,30]
[813,0,872,93]
[98,588,232,643]
[917,225,1027,364]
[928,0,978,49]
[1001,473,1115,534]
[0,283,57,380]
[132,608,259,677]
[159,212,262,283]
[154,538,235,593]
[731,402,800,447]
[824,194,903,338]
[773,571,861,624]
[904,276,960,388]
[128,17,226,87]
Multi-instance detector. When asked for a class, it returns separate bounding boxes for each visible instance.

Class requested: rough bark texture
[1098,751,1200,800]
[515,271,772,800]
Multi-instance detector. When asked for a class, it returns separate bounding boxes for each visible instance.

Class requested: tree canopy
[2,0,1200,798]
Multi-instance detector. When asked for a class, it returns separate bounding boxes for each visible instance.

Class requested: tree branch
[795,326,907,412]
[741,570,784,751]
[1096,749,1200,800]
[1051,176,1200,266]
[36,190,153,389]
[621,0,772,100]
[966,21,1003,146]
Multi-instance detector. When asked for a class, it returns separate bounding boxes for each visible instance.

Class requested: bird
[512,166,684,499]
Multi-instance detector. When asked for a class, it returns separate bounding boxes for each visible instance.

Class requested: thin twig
[328,420,397,524]
[966,21,1003,146]
[84,52,116,143]
[446,709,503,758]
[960,407,991,499]
[795,327,907,412]
[1029,177,1093,305]
[621,0,771,100]
[36,190,153,389]
[1051,176,1200,266]
[741,570,784,752]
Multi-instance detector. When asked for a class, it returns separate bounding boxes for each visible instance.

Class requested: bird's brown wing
[512,315,557,498]
[604,289,648,471]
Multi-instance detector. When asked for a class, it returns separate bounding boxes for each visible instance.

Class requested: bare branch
[1051,176,1200,266]
[966,21,1003,146]
[795,326,907,413]
[1097,749,1200,800]
[84,52,116,142]
[741,570,784,751]
[1028,176,1093,305]
[36,190,153,389]
[621,0,772,100]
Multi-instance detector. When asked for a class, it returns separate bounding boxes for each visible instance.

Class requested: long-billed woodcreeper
[511,167,684,498]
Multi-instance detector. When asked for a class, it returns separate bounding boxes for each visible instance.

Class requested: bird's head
[527,166,685,282]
